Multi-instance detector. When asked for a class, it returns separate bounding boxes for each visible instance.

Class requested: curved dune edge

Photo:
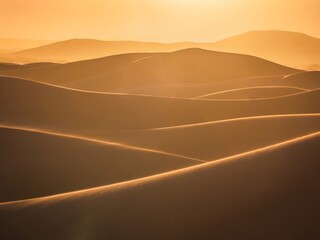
[1,131,318,207]
[0,124,204,163]
[147,113,320,130]
[1,75,318,103]
[195,88,319,102]
[195,86,307,100]
[0,75,189,100]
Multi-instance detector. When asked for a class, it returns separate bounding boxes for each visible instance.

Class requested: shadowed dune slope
[0,52,159,85]
[282,71,320,89]
[105,114,320,160]
[211,30,320,69]
[62,48,298,92]
[127,75,313,98]
[0,126,198,202]
[196,86,305,100]
[0,133,319,240]
[1,76,319,135]
[1,48,298,92]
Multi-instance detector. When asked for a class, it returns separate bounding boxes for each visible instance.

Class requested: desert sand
[0,133,319,239]
[4,31,320,71]
[0,44,319,239]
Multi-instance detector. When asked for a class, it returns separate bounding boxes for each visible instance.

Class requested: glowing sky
[1,0,320,42]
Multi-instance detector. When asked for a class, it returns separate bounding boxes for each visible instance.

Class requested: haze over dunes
[2,30,320,70]
[9,39,212,63]
[1,5,320,237]
[211,30,320,69]
[0,38,52,53]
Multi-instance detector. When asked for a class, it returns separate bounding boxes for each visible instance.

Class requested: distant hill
[10,39,212,63]
[211,30,320,70]
[5,30,320,69]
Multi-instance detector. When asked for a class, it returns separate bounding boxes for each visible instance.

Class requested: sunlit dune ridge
[195,86,306,100]
[0,125,201,202]
[0,132,319,239]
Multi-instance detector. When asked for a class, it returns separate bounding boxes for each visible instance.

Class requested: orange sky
[1,0,320,42]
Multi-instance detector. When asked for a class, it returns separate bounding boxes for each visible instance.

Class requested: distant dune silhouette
[211,30,320,70]
[0,38,51,53]
[9,39,211,63]
[3,30,320,70]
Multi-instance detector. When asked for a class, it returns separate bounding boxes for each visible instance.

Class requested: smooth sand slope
[282,71,320,89]
[1,48,298,93]
[128,74,319,98]
[0,126,199,202]
[1,76,319,135]
[0,133,319,240]
[211,30,320,69]
[0,52,159,85]
[105,114,320,160]
[195,86,305,100]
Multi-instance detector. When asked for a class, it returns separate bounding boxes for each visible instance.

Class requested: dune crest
[0,132,319,239]
[0,125,200,202]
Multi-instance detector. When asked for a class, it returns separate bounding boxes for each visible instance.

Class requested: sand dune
[195,86,305,100]
[1,48,298,93]
[211,30,320,70]
[282,71,320,89]
[0,62,57,72]
[130,72,318,98]
[104,114,320,160]
[1,76,319,135]
[0,52,158,85]
[9,39,213,63]
[0,125,199,202]
[63,48,297,93]
[0,132,319,239]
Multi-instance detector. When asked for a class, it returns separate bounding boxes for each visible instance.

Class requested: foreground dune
[1,48,298,92]
[1,76,319,135]
[0,126,199,202]
[105,114,320,160]
[1,132,319,239]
